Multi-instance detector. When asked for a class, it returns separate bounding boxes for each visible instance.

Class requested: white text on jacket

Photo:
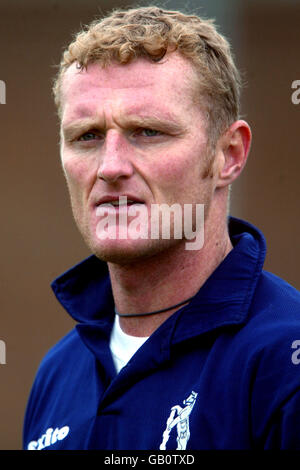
[27,426,70,450]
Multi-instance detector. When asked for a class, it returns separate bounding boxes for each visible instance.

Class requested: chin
[89,237,182,266]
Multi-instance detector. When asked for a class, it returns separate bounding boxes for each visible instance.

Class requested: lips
[95,195,145,208]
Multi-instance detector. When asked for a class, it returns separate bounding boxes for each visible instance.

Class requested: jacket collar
[51,217,266,339]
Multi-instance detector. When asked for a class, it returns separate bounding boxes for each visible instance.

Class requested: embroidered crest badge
[159,391,198,450]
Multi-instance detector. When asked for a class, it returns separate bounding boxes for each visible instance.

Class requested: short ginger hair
[53,5,242,147]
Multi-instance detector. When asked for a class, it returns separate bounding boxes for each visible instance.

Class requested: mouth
[95,195,145,208]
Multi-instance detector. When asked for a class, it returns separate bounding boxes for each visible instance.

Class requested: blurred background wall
[0,0,299,450]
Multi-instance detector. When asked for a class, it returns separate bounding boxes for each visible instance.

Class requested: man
[23,6,300,450]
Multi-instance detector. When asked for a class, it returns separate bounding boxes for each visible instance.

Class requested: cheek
[62,154,96,197]
[62,158,92,228]
[152,151,202,190]
[151,147,215,205]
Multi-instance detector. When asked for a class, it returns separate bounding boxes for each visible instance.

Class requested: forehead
[60,53,200,122]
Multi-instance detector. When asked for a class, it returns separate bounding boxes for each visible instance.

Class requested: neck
[108,201,232,337]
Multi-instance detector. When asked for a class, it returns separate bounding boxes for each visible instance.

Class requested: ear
[215,120,252,188]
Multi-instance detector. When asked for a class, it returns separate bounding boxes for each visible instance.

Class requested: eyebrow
[61,118,100,141]
[61,112,186,140]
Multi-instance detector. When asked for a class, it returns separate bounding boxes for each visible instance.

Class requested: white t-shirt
[109,315,149,373]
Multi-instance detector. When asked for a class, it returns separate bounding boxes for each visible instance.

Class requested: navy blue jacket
[23,218,300,450]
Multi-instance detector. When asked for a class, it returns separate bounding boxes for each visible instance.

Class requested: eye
[78,132,99,141]
[140,128,161,137]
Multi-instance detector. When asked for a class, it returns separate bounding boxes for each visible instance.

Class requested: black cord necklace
[115,295,195,318]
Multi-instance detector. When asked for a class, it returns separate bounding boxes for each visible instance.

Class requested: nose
[97,130,134,183]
